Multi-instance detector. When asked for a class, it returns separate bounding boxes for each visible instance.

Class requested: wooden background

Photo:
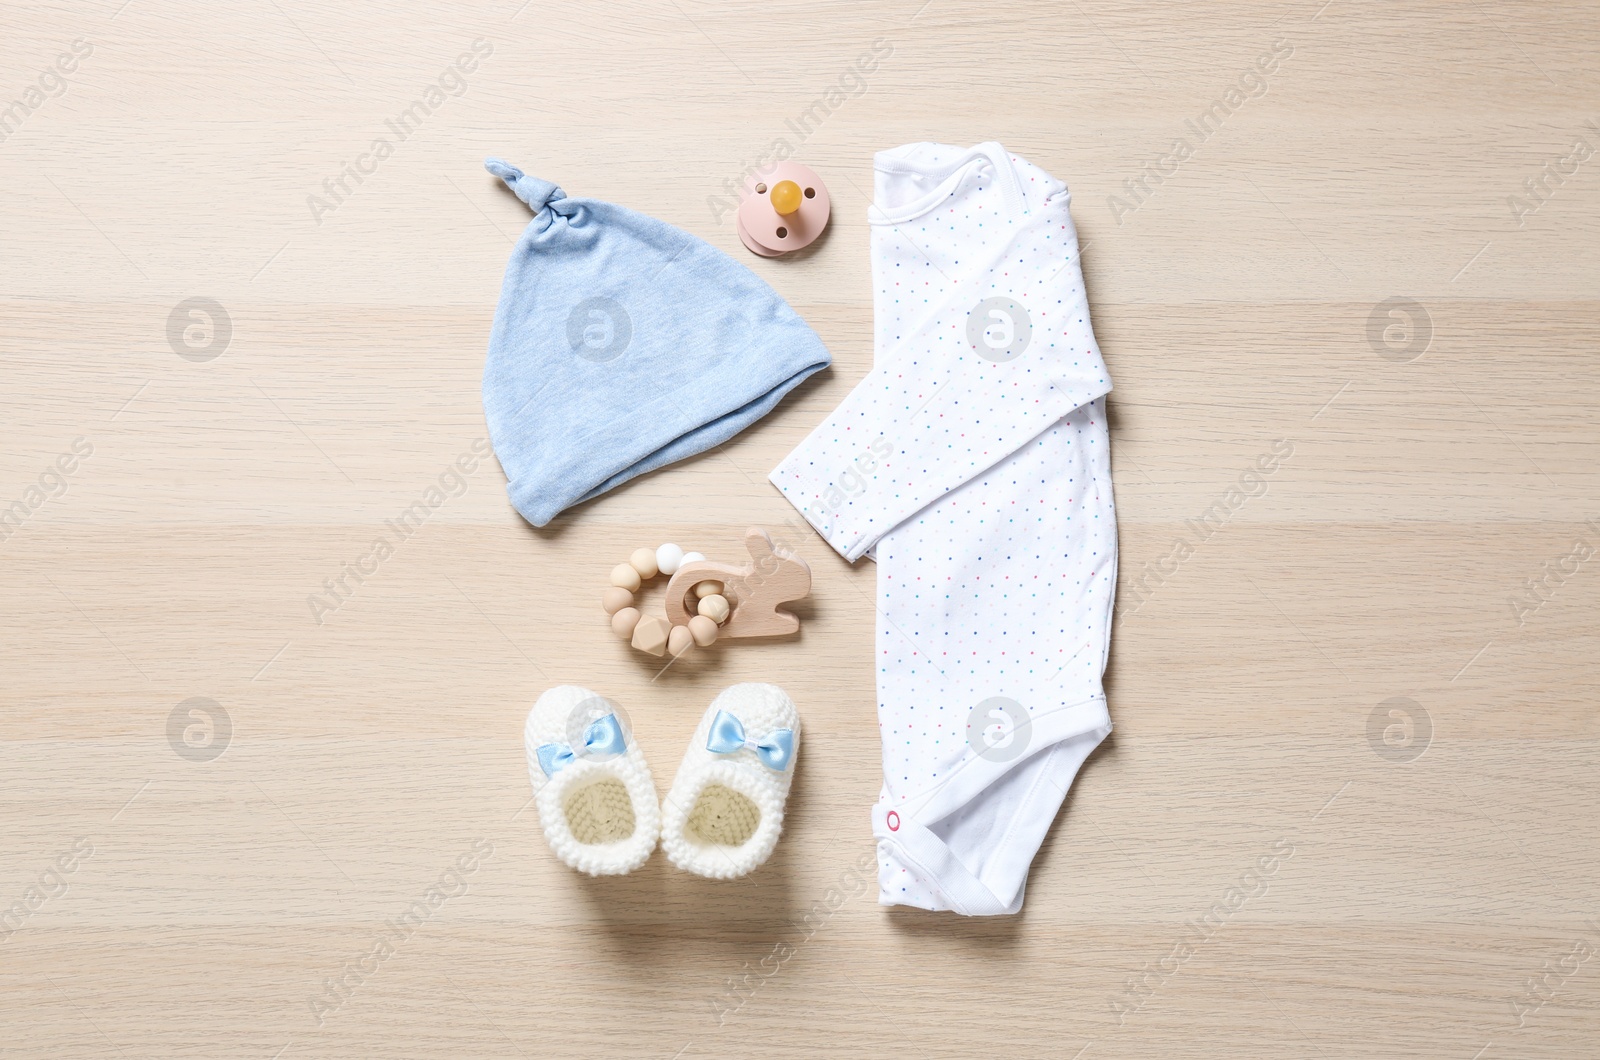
[3,1,1597,1056]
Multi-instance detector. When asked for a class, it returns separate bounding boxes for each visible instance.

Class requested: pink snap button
[886,810,900,832]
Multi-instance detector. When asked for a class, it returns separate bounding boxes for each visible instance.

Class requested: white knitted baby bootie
[525,686,660,876]
[661,683,800,879]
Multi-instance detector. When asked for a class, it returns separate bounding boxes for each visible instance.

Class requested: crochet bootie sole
[563,777,638,846]
[684,784,760,847]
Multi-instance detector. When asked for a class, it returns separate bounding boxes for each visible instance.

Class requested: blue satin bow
[705,710,795,771]
[536,713,628,777]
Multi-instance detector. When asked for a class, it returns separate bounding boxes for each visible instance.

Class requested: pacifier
[736,162,831,258]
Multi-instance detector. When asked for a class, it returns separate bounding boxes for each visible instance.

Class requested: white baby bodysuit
[771,142,1116,915]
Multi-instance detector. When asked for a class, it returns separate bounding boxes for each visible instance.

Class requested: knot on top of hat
[485,157,564,213]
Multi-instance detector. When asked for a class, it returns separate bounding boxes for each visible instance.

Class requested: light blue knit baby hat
[481,158,831,527]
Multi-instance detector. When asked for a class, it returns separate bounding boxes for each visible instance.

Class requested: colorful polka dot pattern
[770,144,1116,912]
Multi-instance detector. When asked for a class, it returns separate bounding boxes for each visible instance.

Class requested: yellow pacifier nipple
[769,179,802,215]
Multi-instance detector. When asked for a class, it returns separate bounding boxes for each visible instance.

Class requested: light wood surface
[3,1,1598,1057]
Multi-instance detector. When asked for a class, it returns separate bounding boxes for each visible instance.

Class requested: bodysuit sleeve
[769,233,1110,563]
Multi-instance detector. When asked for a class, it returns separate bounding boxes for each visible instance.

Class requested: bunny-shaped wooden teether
[664,527,809,638]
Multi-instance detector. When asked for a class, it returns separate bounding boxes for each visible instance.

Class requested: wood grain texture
[2,1,1597,1057]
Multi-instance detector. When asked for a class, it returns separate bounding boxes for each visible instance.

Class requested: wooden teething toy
[736,162,831,258]
[601,528,810,658]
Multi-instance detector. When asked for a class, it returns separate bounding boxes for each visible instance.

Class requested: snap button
[886,810,900,832]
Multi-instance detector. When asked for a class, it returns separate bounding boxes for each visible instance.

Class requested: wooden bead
[667,624,695,658]
[631,615,670,656]
[610,607,641,638]
[688,615,719,647]
[629,547,659,579]
[697,593,730,624]
[610,564,642,592]
[655,542,685,576]
[602,587,634,615]
[693,580,724,598]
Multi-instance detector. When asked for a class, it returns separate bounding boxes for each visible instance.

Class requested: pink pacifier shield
[736,162,830,256]
[737,215,785,258]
